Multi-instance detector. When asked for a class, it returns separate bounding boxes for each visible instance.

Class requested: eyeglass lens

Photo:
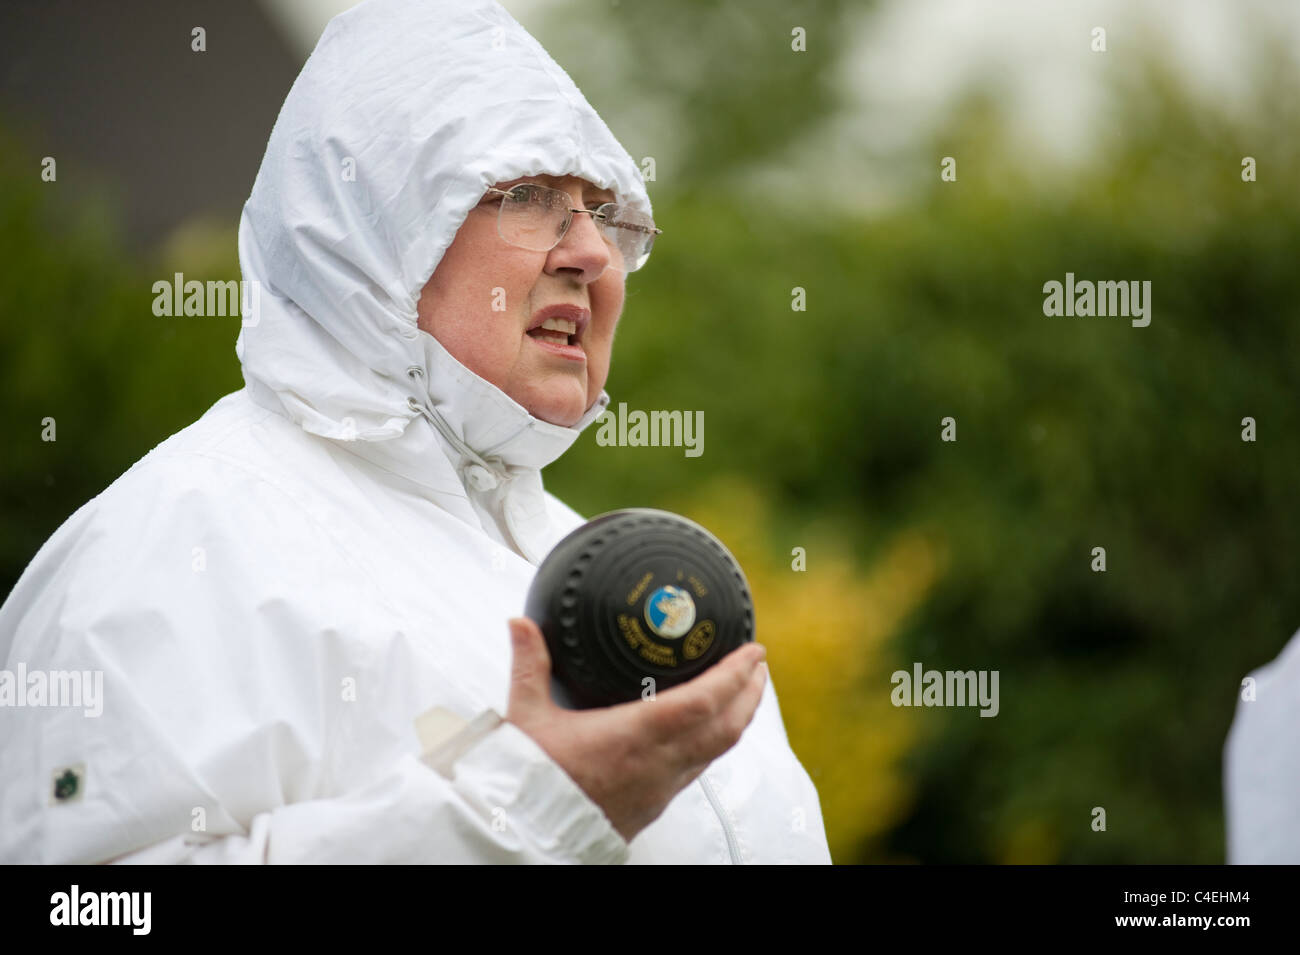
[495,184,656,272]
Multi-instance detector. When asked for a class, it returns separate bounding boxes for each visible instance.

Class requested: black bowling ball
[525,508,755,709]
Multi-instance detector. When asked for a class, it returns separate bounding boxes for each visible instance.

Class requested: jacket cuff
[422,708,629,865]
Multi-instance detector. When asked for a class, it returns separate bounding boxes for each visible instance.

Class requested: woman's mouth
[526,316,585,360]
[527,316,578,346]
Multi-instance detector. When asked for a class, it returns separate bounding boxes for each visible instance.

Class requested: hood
[233,0,648,551]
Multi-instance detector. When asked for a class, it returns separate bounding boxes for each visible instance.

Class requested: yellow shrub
[666,474,945,863]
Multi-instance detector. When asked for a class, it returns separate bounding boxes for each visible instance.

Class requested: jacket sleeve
[106,719,628,865]
[0,451,627,865]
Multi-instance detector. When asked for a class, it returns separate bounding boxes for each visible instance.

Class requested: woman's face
[416,173,624,428]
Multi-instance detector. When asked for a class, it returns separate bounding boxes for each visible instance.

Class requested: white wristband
[416,706,505,779]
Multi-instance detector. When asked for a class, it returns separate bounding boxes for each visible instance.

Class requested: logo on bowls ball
[644,585,696,638]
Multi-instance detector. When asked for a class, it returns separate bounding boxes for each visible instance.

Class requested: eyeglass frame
[481,184,663,271]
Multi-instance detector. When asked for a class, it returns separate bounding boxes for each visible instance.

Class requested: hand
[504,616,768,844]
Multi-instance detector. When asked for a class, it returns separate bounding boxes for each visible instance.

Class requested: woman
[0,0,830,864]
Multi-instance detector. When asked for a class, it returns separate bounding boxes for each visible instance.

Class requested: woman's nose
[546,208,614,282]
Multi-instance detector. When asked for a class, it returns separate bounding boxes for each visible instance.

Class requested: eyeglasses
[482,183,662,273]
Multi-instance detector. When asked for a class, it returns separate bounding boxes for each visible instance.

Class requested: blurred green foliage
[547,2,1300,863]
[3,2,1299,864]
[0,132,242,582]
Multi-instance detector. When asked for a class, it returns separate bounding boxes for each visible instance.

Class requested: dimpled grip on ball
[525,508,755,709]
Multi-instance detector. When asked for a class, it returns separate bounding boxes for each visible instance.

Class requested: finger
[718,660,768,742]
[506,617,553,714]
[654,644,766,731]
[685,661,769,766]
[663,654,769,769]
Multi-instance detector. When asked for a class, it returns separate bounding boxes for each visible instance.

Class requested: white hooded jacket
[0,0,831,864]
[1223,626,1300,863]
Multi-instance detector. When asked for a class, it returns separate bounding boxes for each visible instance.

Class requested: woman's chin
[507,368,596,427]
[524,392,586,428]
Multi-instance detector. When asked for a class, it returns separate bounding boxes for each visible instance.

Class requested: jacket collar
[297,330,608,537]
[409,331,610,486]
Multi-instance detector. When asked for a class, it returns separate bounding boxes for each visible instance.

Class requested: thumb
[506,617,554,714]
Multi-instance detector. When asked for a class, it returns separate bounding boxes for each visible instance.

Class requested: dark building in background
[0,0,304,251]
